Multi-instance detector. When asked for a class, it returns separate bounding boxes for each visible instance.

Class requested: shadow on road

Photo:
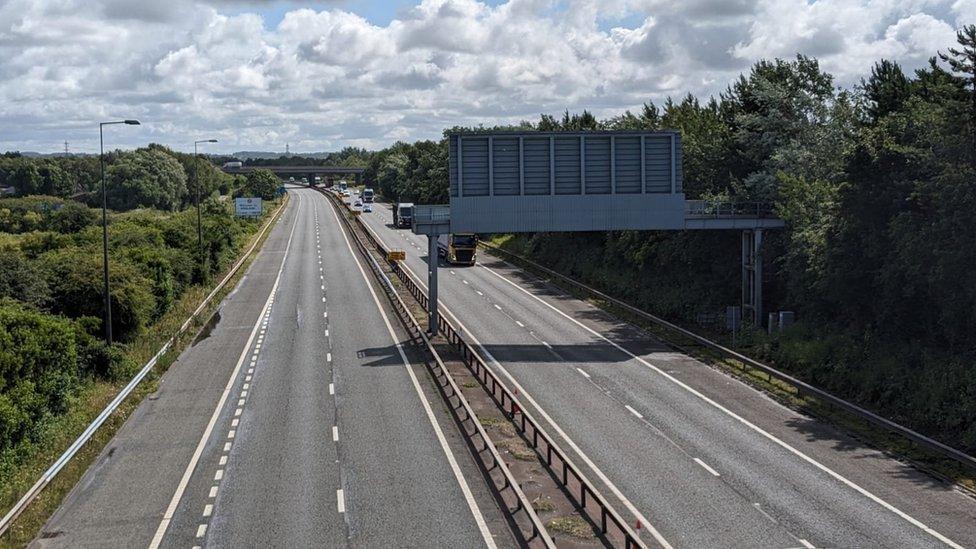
[356,344,407,367]
[781,415,965,492]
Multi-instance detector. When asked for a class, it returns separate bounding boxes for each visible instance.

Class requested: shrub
[0,251,50,309]
[39,247,156,342]
[0,301,81,450]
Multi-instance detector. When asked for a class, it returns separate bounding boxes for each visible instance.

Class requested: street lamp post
[99,119,140,345]
[193,139,218,264]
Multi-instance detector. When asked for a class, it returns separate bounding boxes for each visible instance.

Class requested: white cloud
[0,0,970,153]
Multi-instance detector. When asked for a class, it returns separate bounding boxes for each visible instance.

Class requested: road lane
[33,189,507,549]
[360,201,976,548]
[162,188,498,548]
[32,193,301,549]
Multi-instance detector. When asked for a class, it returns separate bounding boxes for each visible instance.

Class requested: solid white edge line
[326,196,497,549]
[477,262,963,549]
[148,194,302,549]
[693,458,721,477]
[361,215,668,549]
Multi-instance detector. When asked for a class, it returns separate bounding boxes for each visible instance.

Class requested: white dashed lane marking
[625,405,643,419]
[576,368,590,378]
[336,489,345,513]
[693,458,721,477]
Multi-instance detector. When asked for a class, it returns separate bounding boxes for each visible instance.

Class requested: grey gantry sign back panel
[448,131,685,233]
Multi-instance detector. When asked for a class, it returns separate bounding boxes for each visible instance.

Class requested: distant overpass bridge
[222,165,366,186]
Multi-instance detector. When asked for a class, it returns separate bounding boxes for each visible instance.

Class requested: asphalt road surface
[33,188,507,549]
[359,200,976,549]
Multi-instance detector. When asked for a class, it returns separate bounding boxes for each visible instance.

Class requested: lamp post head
[124,119,140,125]
[206,139,218,143]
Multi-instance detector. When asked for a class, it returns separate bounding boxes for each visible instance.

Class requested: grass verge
[547,516,595,539]
[0,195,288,548]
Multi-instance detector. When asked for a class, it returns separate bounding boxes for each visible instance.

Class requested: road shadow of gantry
[356,344,406,367]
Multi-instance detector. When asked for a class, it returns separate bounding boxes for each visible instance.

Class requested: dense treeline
[0,144,276,470]
[0,144,233,212]
[365,140,448,204]
[365,28,976,452]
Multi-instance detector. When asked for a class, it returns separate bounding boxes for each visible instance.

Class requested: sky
[0,0,972,154]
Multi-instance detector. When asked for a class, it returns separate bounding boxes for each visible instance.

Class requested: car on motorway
[363,203,372,212]
[354,200,362,207]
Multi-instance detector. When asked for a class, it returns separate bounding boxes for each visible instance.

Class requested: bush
[0,196,97,234]
[39,247,156,342]
[0,301,81,450]
[0,251,50,309]
[80,338,138,382]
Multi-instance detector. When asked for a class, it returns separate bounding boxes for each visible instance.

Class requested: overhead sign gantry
[448,130,685,232]
[413,130,783,331]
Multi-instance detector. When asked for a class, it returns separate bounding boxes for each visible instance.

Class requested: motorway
[359,200,976,549]
[33,188,508,548]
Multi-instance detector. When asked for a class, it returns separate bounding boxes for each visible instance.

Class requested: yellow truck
[437,233,477,266]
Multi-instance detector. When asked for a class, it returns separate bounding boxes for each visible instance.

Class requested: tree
[242,169,278,200]
[939,24,976,161]
[405,140,449,204]
[721,55,836,201]
[38,163,73,197]
[9,161,41,196]
[186,155,221,208]
[106,148,188,211]
[862,60,911,122]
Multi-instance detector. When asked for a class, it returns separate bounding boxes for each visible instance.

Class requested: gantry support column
[742,229,764,327]
[427,234,439,333]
